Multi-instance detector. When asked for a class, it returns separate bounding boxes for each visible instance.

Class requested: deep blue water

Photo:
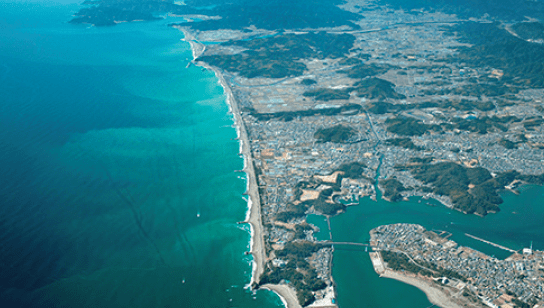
[0,2,281,308]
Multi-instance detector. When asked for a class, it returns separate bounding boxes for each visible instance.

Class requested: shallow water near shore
[0,3,282,308]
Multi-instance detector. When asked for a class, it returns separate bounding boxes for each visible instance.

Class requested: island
[71,0,544,307]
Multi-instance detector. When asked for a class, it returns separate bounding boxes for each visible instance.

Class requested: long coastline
[178,28,301,308]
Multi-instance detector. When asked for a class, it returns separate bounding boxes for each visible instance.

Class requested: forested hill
[69,0,361,29]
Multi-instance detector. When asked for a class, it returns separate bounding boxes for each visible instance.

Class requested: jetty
[464,233,517,253]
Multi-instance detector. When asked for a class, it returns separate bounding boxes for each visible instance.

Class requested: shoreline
[380,270,468,308]
[202,61,267,287]
[178,27,298,307]
[370,251,481,308]
[262,284,302,308]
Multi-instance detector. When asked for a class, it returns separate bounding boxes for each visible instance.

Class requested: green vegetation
[403,161,498,215]
[498,138,518,150]
[70,0,185,26]
[396,161,544,215]
[304,78,403,103]
[366,102,401,114]
[512,22,544,41]
[386,116,443,136]
[380,178,406,202]
[338,57,363,66]
[386,138,423,151]
[300,78,317,86]
[232,32,355,60]
[447,99,495,111]
[298,188,345,216]
[275,203,308,223]
[422,99,496,111]
[246,104,363,122]
[303,88,350,102]
[294,223,314,239]
[381,250,466,281]
[182,0,362,31]
[518,173,544,185]
[374,0,544,21]
[381,250,433,276]
[312,196,345,216]
[292,181,347,217]
[451,115,519,134]
[382,250,434,276]
[314,125,357,143]
[260,241,327,306]
[422,82,518,97]
[200,53,306,79]
[366,99,495,115]
[337,162,367,179]
[366,101,435,114]
[290,162,368,216]
[386,115,520,136]
[523,116,544,131]
[200,32,355,78]
[275,241,323,259]
[414,80,451,87]
[513,298,532,308]
[352,78,405,100]
[340,64,390,79]
[450,22,544,88]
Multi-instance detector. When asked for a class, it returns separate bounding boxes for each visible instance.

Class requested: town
[370,224,544,308]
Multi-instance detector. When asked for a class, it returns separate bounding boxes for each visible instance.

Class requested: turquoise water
[0,2,281,308]
[307,214,330,241]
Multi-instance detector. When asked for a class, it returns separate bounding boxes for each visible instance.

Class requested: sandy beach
[201,61,267,287]
[262,284,302,308]
[370,251,479,308]
[201,58,310,308]
[381,270,479,308]
[178,26,284,304]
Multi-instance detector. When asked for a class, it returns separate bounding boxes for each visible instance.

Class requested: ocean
[0,2,281,307]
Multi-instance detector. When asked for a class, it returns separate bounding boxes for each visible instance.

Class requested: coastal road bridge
[322,241,370,247]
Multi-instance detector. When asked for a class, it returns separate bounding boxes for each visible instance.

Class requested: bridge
[322,241,370,247]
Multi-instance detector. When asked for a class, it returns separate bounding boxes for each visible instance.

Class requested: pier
[326,216,333,241]
[464,233,517,253]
